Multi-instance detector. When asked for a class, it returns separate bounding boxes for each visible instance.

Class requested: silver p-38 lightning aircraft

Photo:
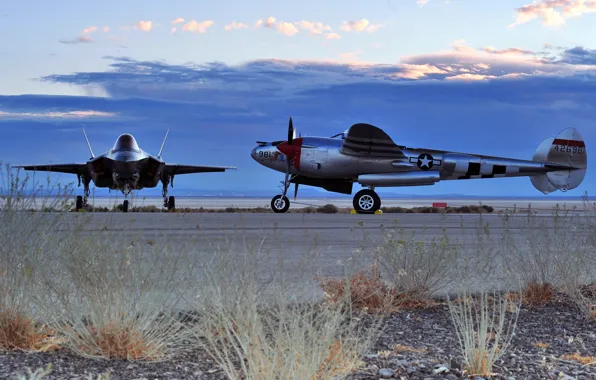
[14,129,236,212]
[251,118,587,214]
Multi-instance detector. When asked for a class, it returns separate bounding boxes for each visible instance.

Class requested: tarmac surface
[55,211,593,304]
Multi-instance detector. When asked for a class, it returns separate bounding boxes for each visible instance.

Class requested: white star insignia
[418,154,433,169]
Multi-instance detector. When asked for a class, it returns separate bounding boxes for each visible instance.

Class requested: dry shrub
[315,259,435,313]
[0,309,60,352]
[37,227,194,361]
[0,165,73,352]
[67,319,163,361]
[523,281,555,306]
[374,228,460,302]
[192,245,382,380]
[447,289,521,378]
[315,260,402,313]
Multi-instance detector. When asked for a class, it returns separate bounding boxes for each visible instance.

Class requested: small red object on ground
[432,202,447,208]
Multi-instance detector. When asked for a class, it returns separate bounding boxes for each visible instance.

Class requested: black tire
[75,195,83,211]
[123,200,129,213]
[353,189,381,214]
[271,194,290,213]
[168,196,175,211]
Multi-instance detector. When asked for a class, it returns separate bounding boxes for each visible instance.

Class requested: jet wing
[12,163,89,175]
[340,123,406,158]
[165,164,237,175]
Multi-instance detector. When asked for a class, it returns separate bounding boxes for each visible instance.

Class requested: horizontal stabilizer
[531,127,587,194]
[340,123,406,158]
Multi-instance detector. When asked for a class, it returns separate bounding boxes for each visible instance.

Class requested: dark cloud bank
[1,46,595,195]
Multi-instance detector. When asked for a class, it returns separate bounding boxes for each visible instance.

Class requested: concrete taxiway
[57,211,592,303]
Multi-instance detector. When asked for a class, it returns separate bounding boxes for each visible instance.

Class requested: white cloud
[172,18,185,24]
[225,21,248,30]
[0,110,117,119]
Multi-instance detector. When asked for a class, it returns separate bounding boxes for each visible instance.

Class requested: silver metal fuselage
[251,136,554,189]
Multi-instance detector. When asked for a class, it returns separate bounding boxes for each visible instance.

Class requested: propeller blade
[288,117,294,145]
[294,182,299,200]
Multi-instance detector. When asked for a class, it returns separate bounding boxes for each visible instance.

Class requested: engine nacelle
[357,172,441,187]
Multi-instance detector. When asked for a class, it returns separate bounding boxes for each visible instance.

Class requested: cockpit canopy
[112,133,140,152]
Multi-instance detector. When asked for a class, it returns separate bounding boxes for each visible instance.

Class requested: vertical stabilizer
[82,128,95,158]
[531,128,587,193]
[158,129,170,159]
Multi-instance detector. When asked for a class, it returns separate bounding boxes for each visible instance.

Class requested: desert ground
[2,196,595,380]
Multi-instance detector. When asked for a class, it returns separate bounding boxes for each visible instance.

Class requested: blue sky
[1,0,595,197]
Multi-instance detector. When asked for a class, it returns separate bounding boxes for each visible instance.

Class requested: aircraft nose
[251,147,259,161]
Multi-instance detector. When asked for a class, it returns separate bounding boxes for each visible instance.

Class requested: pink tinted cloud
[0,110,117,119]
[325,33,341,40]
[340,19,383,32]
[296,21,332,35]
[134,20,153,31]
[276,22,299,36]
[182,20,215,33]
[82,26,98,34]
[172,18,185,24]
[255,16,276,28]
[510,0,596,27]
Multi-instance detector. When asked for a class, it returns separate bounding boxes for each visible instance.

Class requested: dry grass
[374,228,460,302]
[315,260,403,313]
[0,164,73,353]
[447,289,521,378]
[0,309,60,352]
[561,352,596,366]
[191,244,382,380]
[523,281,556,306]
[315,259,436,314]
[36,230,193,362]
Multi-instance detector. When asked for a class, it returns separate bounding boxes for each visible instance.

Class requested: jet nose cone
[251,147,259,161]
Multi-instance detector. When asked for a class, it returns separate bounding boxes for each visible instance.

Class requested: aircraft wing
[165,164,237,175]
[12,163,89,175]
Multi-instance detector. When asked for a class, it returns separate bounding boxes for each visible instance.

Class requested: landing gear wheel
[75,196,83,211]
[271,194,290,213]
[353,189,381,214]
[122,200,129,213]
[168,196,175,211]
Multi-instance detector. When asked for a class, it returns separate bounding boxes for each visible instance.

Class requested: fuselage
[87,133,166,191]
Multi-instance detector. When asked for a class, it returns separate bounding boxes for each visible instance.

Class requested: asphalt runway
[53,211,593,306]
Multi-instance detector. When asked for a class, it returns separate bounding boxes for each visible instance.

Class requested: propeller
[276,117,303,171]
[288,117,295,144]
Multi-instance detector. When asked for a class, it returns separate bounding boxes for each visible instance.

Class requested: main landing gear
[75,175,91,212]
[162,177,176,211]
[352,188,381,214]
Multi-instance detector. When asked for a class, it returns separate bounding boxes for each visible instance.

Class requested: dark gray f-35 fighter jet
[14,129,236,212]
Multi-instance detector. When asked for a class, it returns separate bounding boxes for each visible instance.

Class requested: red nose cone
[277,138,303,171]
